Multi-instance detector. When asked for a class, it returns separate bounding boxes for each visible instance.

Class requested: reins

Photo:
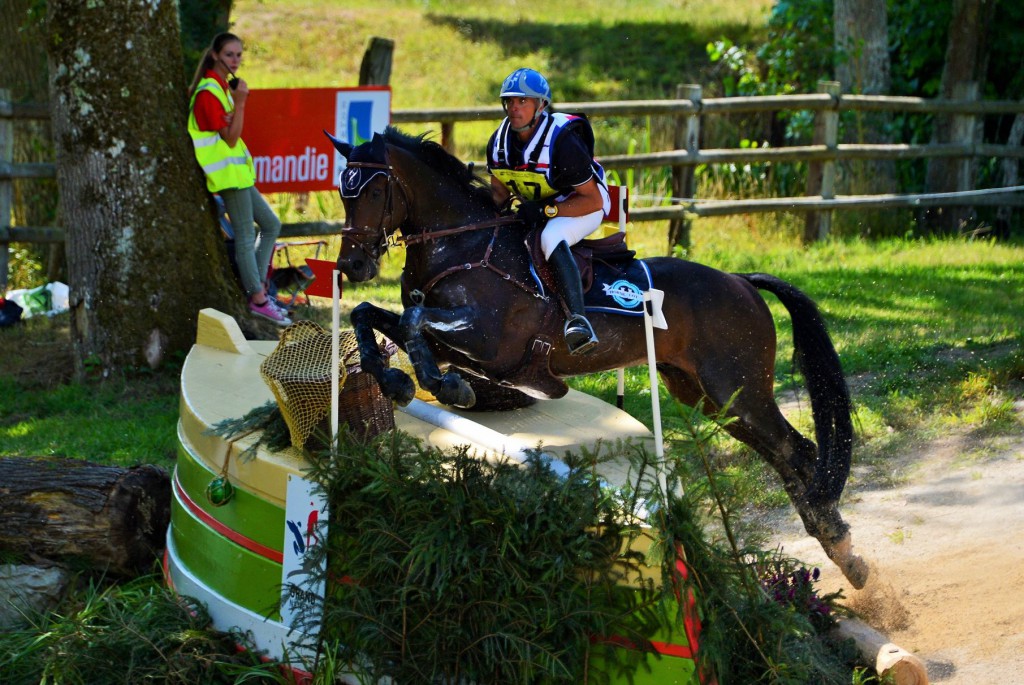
[400,215,521,245]
[342,145,543,301]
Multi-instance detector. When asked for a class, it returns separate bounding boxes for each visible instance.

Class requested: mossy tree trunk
[45,0,248,378]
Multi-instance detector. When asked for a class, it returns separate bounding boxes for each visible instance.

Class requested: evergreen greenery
[0,574,285,684]
[277,413,861,683]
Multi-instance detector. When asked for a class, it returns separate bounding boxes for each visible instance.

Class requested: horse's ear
[323,130,352,158]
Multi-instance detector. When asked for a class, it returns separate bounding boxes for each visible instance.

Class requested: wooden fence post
[359,37,394,87]
[952,81,979,229]
[1,89,11,292]
[804,81,840,242]
[669,84,700,249]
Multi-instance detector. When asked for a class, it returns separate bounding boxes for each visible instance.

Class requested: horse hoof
[825,532,870,589]
[437,374,476,409]
[382,368,416,406]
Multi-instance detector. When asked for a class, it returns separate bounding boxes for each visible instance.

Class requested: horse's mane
[383,126,496,209]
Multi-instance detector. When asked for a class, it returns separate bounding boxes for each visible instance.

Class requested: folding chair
[212,194,327,306]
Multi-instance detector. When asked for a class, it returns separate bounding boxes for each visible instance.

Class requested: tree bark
[994,113,1023,239]
[833,0,896,234]
[45,0,250,379]
[359,37,395,86]
[0,457,170,576]
[178,0,234,79]
[922,0,998,234]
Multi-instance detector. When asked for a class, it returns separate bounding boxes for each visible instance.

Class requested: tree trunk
[922,0,998,235]
[0,457,170,576]
[994,113,1023,239]
[833,0,896,235]
[178,0,234,80]
[45,0,250,379]
[359,37,394,86]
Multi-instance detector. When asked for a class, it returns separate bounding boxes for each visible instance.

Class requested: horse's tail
[738,272,853,506]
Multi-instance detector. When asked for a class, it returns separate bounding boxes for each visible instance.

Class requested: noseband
[340,152,409,261]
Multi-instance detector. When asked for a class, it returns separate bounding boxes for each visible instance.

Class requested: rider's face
[503,96,542,132]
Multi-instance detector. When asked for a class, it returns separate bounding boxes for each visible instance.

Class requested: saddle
[525,229,636,294]
[492,230,637,399]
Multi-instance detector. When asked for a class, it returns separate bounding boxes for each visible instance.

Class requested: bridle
[340,151,409,262]
[339,140,541,302]
[341,146,520,255]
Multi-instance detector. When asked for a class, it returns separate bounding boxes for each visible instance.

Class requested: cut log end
[834,618,929,685]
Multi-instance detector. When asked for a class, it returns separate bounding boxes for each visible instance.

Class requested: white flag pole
[330,269,340,454]
[643,291,668,500]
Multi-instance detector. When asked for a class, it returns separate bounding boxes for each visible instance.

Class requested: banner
[244,87,391,193]
[281,474,328,628]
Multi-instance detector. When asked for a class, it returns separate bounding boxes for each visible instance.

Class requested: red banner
[243,87,392,193]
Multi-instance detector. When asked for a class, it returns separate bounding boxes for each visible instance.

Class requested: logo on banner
[281,475,327,627]
[347,101,374,146]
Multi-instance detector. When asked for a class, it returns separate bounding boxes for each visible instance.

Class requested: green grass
[231,0,772,164]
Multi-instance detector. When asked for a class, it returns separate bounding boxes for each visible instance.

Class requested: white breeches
[541,209,606,259]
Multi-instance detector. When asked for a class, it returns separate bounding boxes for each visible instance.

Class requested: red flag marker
[303,259,341,299]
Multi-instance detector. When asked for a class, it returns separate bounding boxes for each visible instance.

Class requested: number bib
[491,168,558,202]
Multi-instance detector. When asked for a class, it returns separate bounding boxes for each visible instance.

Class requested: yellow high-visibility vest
[187,77,256,192]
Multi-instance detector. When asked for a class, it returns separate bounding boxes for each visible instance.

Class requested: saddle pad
[584,258,653,317]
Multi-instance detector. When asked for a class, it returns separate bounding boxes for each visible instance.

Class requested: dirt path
[768,423,1024,684]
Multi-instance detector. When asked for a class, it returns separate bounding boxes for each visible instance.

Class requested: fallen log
[0,457,170,576]
[833,617,929,685]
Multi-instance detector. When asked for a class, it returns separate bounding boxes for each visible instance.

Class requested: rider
[487,68,610,356]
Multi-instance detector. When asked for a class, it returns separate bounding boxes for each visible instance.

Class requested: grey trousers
[220,186,282,297]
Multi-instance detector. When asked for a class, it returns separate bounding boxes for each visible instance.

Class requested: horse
[326,127,868,589]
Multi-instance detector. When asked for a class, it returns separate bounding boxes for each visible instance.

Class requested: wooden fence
[3,83,1024,289]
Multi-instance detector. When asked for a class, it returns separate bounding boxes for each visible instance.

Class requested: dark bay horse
[327,127,868,589]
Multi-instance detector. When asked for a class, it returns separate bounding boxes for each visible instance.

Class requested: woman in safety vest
[487,68,610,356]
[187,33,289,326]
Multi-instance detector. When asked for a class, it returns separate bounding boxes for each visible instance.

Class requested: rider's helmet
[499,68,551,110]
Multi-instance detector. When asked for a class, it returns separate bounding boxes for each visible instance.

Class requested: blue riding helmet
[499,68,551,108]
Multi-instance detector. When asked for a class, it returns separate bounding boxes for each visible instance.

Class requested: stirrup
[564,315,598,356]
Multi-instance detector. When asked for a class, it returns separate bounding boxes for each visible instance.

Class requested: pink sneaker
[249,298,291,326]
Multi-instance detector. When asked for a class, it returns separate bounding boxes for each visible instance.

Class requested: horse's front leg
[400,305,477,409]
[350,302,417,405]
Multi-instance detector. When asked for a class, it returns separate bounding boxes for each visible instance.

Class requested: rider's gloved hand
[516,200,557,229]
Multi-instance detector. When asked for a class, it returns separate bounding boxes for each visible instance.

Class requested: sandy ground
[767,419,1024,684]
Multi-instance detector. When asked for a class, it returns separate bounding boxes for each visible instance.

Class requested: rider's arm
[551,177,603,217]
[547,131,603,217]
[491,175,511,207]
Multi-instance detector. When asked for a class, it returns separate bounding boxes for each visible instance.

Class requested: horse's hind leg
[659,364,867,588]
[657,363,816,491]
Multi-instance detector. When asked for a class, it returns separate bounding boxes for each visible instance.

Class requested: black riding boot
[548,241,598,355]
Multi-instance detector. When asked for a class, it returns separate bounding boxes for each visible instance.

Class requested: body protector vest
[188,77,256,193]
[489,112,610,215]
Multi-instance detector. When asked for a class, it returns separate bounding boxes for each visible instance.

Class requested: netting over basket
[259,321,395,447]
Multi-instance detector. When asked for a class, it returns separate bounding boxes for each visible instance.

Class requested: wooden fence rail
[3,84,1024,289]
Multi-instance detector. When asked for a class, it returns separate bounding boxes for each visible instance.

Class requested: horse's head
[325,131,408,282]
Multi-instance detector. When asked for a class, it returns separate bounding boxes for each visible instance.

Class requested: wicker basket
[337,361,395,440]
